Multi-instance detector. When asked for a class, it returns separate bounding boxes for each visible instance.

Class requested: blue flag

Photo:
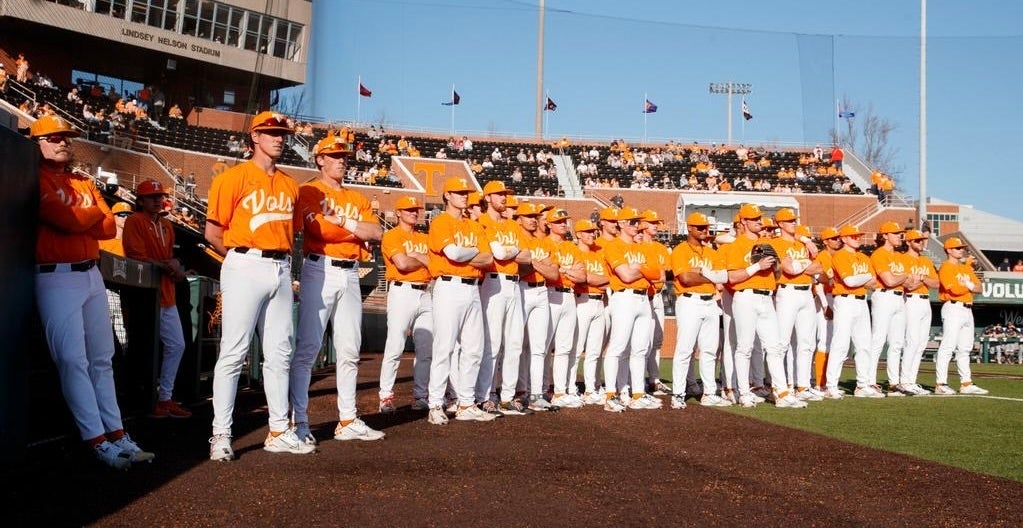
[442,90,461,106]
[839,111,855,118]
[643,99,658,113]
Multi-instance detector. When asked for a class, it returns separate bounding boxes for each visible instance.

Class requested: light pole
[709,82,752,145]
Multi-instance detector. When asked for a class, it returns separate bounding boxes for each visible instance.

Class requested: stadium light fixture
[709,82,753,145]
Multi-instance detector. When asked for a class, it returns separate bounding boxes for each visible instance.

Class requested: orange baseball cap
[878,221,904,234]
[641,210,664,223]
[467,192,482,206]
[762,218,776,229]
[443,178,472,193]
[774,208,798,222]
[599,207,619,221]
[738,203,763,220]
[686,212,710,226]
[505,196,520,209]
[136,180,168,196]
[574,219,598,232]
[250,110,293,133]
[839,224,864,237]
[820,227,840,240]
[546,208,570,222]
[483,180,511,195]
[904,229,926,241]
[30,114,80,138]
[538,203,554,213]
[943,237,966,250]
[111,202,132,214]
[517,202,542,216]
[617,207,643,221]
[795,225,812,238]
[313,133,353,156]
[395,196,423,210]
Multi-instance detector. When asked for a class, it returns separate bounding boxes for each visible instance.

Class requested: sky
[298,0,1023,221]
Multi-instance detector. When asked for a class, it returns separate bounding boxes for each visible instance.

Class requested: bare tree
[829,95,903,182]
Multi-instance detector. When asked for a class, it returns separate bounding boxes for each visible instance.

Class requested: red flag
[359,83,372,97]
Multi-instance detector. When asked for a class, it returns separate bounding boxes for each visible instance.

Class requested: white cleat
[775,393,809,409]
[264,429,317,455]
[959,384,989,395]
[700,394,732,407]
[334,418,386,440]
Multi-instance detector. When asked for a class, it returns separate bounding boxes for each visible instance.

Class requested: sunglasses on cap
[115,212,132,218]
[691,225,709,231]
[40,135,73,144]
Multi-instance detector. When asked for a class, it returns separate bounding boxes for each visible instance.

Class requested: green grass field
[666,362,1023,482]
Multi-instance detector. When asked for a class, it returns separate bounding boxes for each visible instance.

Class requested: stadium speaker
[167,58,177,70]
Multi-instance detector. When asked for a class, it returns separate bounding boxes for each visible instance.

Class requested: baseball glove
[750,243,779,263]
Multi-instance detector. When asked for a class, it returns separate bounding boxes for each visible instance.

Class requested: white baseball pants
[775,286,817,389]
[575,294,606,394]
[719,290,736,391]
[603,290,652,395]
[519,283,551,396]
[36,266,124,440]
[869,290,906,386]
[934,301,976,385]
[212,251,293,436]
[825,295,872,390]
[379,282,433,401]
[731,289,788,396]
[902,295,932,386]
[479,274,524,403]
[428,278,484,407]
[672,294,721,396]
[548,289,578,395]
[647,293,666,382]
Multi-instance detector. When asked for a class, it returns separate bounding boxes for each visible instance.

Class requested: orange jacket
[37,165,114,264]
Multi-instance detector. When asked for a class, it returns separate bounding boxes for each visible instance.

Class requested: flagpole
[357,75,362,125]
[450,83,456,135]
[643,93,648,144]
[836,98,841,145]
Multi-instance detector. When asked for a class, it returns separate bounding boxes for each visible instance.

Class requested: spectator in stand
[1014,260,1023,273]
[481,158,494,170]
[435,148,447,159]
[998,258,1012,272]
[491,147,502,162]
[516,149,527,162]
[463,136,473,152]
[813,144,823,161]
[227,135,243,155]
[830,145,844,170]
[167,104,183,119]
[66,87,81,105]
[15,52,29,83]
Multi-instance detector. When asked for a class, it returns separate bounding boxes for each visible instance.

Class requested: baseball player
[670,212,731,409]
[812,227,842,392]
[515,202,560,411]
[205,111,313,460]
[466,191,483,221]
[933,238,989,395]
[724,204,805,408]
[476,181,532,416]
[546,208,586,408]
[899,229,938,395]
[718,214,742,403]
[426,177,495,424]
[291,132,385,443]
[823,224,879,399]
[768,208,823,402]
[122,180,191,419]
[869,222,910,396]
[98,201,131,257]
[378,196,433,412]
[595,206,620,249]
[32,114,154,469]
[640,210,672,396]
[603,207,661,411]
[573,220,610,404]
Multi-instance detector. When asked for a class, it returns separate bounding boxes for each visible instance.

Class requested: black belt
[778,284,810,291]
[392,281,427,290]
[440,275,480,286]
[739,289,773,296]
[37,260,96,273]
[307,254,357,268]
[524,281,545,288]
[488,273,519,282]
[582,293,605,300]
[879,288,903,296]
[949,300,973,308]
[906,293,929,299]
[553,286,572,293]
[837,294,866,300]
[615,288,646,295]
[682,292,714,301]
[234,247,289,260]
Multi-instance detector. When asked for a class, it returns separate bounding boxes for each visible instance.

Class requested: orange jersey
[428,211,487,279]
[207,161,300,251]
[815,249,836,294]
[122,213,176,306]
[769,237,813,286]
[870,246,908,291]
[519,231,556,284]
[381,226,431,283]
[904,253,937,296]
[37,166,114,264]
[603,238,651,291]
[831,248,874,296]
[481,215,525,275]
[593,235,616,251]
[576,246,610,295]
[98,238,124,258]
[670,241,723,296]
[938,260,978,303]
[548,238,582,289]
[725,235,776,291]
[298,180,376,259]
[641,240,670,292]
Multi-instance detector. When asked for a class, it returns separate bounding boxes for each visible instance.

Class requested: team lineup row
[30,112,987,469]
